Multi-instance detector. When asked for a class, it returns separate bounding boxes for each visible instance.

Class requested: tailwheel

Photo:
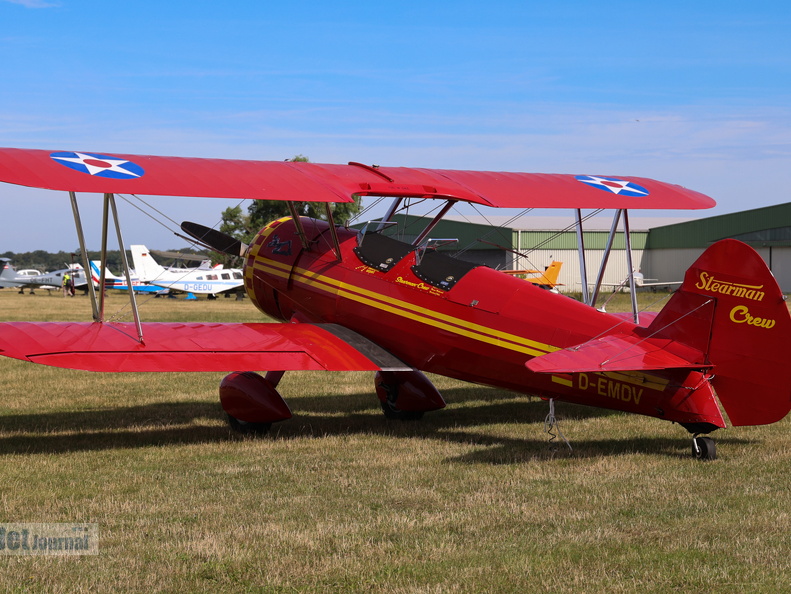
[226,414,272,435]
[692,435,717,461]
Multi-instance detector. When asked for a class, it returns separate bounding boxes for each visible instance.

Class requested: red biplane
[1,148,789,460]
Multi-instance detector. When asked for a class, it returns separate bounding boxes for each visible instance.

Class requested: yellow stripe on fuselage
[251,256,674,390]
[251,257,558,357]
[552,375,574,388]
[601,371,670,391]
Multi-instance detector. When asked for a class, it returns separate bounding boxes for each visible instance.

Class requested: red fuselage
[243,217,724,428]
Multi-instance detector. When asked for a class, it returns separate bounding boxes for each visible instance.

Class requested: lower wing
[0,321,410,373]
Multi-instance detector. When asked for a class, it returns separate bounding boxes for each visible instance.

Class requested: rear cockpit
[354,219,481,291]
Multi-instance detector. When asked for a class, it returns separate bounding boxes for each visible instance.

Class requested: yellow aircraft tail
[502,261,563,288]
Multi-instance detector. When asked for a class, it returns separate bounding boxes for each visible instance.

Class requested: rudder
[648,239,791,426]
[130,245,165,282]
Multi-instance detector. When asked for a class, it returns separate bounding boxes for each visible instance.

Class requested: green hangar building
[365,203,791,292]
[643,203,791,292]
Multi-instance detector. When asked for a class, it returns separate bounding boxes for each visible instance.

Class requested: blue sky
[1,0,789,252]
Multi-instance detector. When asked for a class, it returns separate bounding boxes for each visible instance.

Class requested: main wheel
[227,414,272,435]
[692,436,717,460]
[380,401,424,421]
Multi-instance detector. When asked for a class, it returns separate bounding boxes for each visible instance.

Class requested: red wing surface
[0,321,408,373]
[0,148,714,210]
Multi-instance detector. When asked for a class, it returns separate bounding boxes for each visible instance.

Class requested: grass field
[0,289,789,593]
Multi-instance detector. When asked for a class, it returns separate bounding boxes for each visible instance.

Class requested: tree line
[216,155,361,267]
[0,249,205,274]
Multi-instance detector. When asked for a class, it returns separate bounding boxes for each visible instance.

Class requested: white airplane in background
[130,245,244,296]
[0,260,87,293]
[602,270,683,292]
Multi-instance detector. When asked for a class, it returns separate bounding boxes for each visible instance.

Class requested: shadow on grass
[0,387,755,461]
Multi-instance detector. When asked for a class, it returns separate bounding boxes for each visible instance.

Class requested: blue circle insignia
[575,175,649,197]
[50,151,145,179]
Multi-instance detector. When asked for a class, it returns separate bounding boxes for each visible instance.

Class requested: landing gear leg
[692,435,717,461]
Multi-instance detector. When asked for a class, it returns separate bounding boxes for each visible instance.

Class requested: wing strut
[69,191,100,321]
[589,209,623,309]
[107,193,144,342]
[97,194,111,320]
[586,208,639,324]
[412,200,457,246]
[287,202,310,250]
[68,190,144,343]
[575,209,589,304]
[323,203,342,261]
[622,210,639,324]
[376,197,403,232]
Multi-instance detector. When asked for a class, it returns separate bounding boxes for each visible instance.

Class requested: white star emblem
[51,152,143,177]
[575,175,650,197]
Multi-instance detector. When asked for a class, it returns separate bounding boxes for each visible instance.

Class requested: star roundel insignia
[575,175,649,197]
[50,151,145,179]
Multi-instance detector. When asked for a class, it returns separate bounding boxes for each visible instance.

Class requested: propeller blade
[180,221,248,257]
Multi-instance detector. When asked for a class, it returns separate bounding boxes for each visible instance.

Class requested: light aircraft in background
[477,238,563,290]
[0,147,789,461]
[502,261,563,291]
[0,259,51,293]
[633,271,683,288]
[602,270,683,293]
[131,244,243,297]
[88,261,167,294]
[0,259,87,293]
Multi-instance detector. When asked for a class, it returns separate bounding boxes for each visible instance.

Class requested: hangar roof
[647,202,791,248]
[356,203,791,253]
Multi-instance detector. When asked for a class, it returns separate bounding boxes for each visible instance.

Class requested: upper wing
[0,321,411,373]
[0,147,715,210]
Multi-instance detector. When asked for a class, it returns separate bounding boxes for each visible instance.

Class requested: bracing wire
[453,207,604,273]
[451,205,529,255]
[558,297,715,373]
[348,196,386,225]
[100,194,247,318]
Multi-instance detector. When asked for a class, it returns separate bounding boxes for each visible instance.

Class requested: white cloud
[2,0,59,7]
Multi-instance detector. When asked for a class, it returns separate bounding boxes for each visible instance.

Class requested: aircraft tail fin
[130,245,165,282]
[527,240,791,427]
[89,261,123,283]
[646,239,791,426]
[540,261,563,286]
[518,261,563,287]
[0,260,15,281]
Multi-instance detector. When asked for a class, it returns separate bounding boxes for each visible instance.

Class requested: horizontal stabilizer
[0,321,411,373]
[527,333,711,375]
